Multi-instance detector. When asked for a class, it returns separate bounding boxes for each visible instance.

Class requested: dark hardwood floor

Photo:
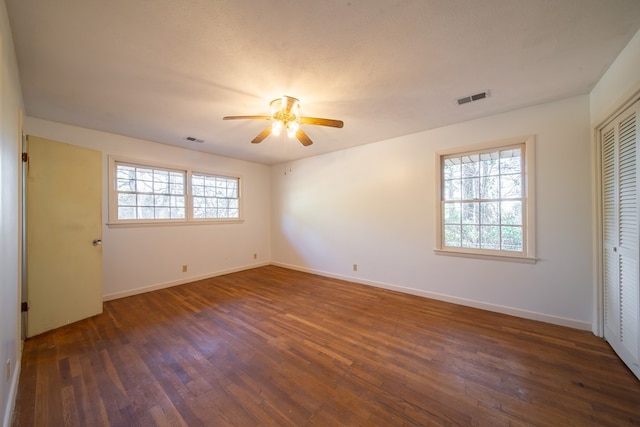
[12,265,640,426]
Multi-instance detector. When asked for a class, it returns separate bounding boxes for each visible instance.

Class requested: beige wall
[591,29,640,126]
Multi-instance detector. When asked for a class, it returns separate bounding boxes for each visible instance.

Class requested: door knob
[92,239,102,246]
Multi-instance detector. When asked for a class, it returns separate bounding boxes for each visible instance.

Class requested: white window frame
[434,136,536,263]
[108,156,243,226]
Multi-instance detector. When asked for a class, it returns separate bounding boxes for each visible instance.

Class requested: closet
[601,99,640,380]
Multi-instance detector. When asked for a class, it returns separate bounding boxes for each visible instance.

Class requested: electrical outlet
[353,264,358,272]
[5,360,10,382]
[182,265,188,273]
[253,253,257,259]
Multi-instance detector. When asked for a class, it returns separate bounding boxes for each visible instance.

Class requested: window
[109,158,242,225]
[115,164,186,220]
[435,136,535,262]
[192,173,239,219]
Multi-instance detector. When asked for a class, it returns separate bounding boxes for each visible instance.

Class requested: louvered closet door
[602,99,640,380]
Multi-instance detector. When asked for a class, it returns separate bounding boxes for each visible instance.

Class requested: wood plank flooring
[12,265,640,426]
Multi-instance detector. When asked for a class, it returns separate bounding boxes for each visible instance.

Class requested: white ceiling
[6,1,640,165]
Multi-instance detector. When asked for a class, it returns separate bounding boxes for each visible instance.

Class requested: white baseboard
[3,347,22,427]
[102,262,270,301]
[271,262,593,331]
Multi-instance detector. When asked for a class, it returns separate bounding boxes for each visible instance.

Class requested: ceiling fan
[223,96,344,146]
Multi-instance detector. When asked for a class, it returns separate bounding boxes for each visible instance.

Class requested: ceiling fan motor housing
[271,96,299,123]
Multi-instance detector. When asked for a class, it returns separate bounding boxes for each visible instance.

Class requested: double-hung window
[109,158,241,225]
[192,173,240,219]
[435,136,536,263]
[115,164,186,221]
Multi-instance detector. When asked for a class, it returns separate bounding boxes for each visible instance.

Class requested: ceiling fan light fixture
[286,120,299,138]
[271,120,283,136]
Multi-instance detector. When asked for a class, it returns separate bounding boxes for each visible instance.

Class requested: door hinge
[21,152,28,162]
[21,302,29,312]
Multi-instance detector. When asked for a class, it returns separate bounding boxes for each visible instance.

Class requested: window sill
[107,219,245,228]
[434,249,537,264]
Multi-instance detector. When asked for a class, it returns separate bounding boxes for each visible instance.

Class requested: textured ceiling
[6,0,640,165]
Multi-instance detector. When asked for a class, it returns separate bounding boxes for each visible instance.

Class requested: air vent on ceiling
[457,91,489,106]
[185,136,204,143]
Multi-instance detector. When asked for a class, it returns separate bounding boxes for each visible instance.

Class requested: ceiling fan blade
[251,126,272,144]
[299,117,344,128]
[223,115,271,121]
[296,129,313,146]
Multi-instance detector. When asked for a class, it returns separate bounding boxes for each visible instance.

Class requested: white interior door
[601,99,640,380]
[25,135,103,337]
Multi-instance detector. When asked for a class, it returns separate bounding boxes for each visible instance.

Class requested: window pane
[136,168,153,181]
[480,176,499,199]
[461,154,479,178]
[138,206,154,219]
[118,193,136,206]
[193,184,204,196]
[227,182,238,197]
[444,225,461,247]
[501,226,523,251]
[500,149,521,174]
[479,152,499,176]
[480,226,500,250]
[461,177,479,200]
[500,173,521,198]
[480,202,499,224]
[461,202,479,225]
[443,158,461,180]
[154,195,169,207]
[501,201,522,225]
[443,179,461,200]
[461,225,479,248]
[137,179,153,193]
[137,194,154,207]
[444,202,461,224]
[171,196,185,208]
[117,178,135,192]
[118,207,135,220]
[117,165,135,179]
[155,207,170,219]
[154,180,168,194]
